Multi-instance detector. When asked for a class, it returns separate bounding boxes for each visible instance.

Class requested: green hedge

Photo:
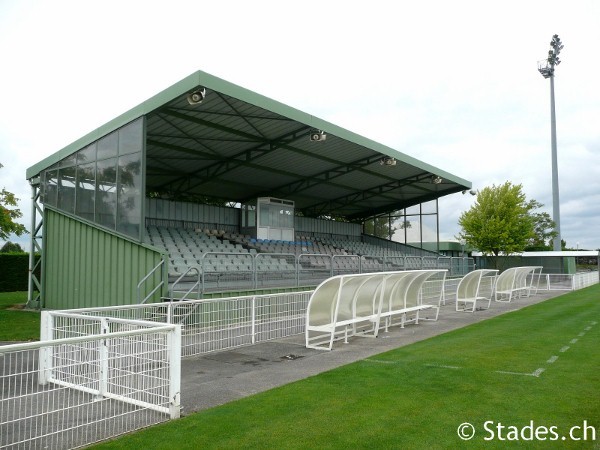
[0,253,33,292]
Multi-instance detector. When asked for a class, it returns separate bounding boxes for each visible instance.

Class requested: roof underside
[29,70,471,221]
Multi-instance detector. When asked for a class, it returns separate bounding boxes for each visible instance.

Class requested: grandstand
[25,70,472,309]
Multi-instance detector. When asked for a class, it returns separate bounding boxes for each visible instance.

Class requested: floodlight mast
[538,34,564,251]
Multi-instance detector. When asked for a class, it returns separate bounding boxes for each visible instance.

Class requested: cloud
[1,0,599,251]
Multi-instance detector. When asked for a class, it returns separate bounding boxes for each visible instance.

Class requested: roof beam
[153,125,311,193]
[300,172,439,218]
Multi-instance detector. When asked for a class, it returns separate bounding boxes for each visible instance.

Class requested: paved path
[179,290,565,415]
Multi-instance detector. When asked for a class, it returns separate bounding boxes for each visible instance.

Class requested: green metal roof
[27,70,471,220]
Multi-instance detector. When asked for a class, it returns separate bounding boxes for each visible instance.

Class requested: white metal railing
[4,268,596,450]
[137,258,166,304]
[572,271,599,290]
[168,253,475,296]
[61,291,312,358]
[536,272,599,291]
[1,315,180,450]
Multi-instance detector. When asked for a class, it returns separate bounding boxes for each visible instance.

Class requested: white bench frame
[494,266,543,302]
[305,270,447,351]
[455,269,499,312]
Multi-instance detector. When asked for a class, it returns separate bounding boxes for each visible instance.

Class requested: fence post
[38,311,53,385]
[97,317,110,400]
[168,325,182,419]
[251,296,257,344]
[329,254,334,278]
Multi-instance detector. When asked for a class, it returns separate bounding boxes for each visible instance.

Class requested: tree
[525,200,558,251]
[0,241,24,253]
[457,182,549,267]
[0,163,28,241]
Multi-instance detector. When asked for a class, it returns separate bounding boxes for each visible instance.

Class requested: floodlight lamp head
[310,130,326,142]
[431,176,443,185]
[380,156,396,166]
[187,87,206,105]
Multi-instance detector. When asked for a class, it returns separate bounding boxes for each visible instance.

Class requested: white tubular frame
[1,316,180,450]
[305,270,447,351]
[495,266,543,302]
[455,269,499,312]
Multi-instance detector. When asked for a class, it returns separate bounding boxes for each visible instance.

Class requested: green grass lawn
[92,285,600,449]
[0,291,40,341]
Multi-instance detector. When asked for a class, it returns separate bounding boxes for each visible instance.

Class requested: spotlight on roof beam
[462,189,476,196]
[187,87,206,105]
[380,157,397,166]
[309,130,327,142]
[431,176,443,185]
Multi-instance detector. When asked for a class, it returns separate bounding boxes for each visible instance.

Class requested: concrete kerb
[179,290,564,414]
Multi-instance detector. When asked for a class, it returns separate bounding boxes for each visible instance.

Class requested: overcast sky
[1,0,599,250]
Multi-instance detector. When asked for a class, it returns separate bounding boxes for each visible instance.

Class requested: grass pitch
[0,291,39,341]
[92,285,600,449]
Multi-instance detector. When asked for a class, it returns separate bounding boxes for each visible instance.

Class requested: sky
[1,0,599,250]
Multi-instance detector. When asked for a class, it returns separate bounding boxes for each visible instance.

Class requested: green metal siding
[43,209,166,309]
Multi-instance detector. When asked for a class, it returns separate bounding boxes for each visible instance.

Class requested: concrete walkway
[179,290,566,415]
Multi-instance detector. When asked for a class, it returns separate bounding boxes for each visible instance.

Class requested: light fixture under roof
[309,130,327,142]
[187,87,206,105]
[431,176,443,185]
[379,157,396,166]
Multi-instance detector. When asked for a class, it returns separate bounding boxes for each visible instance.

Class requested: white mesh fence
[1,317,180,450]
[2,270,596,449]
[63,292,312,358]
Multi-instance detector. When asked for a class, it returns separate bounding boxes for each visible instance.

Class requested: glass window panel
[259,203,269,227]
[248,207,256,227]
[76,162,96,221]
[77,143,97,165]
[97,132,118,161]
[95,157,117,230]
[44,169,58,207]
[116,153,142,238]
[421,200,437,214]
[118,119,143,156]
[57,166,77,213]
[58,154,77,168]
[280,206,293,228]
[405,205,420,215]
[422,214,439,242]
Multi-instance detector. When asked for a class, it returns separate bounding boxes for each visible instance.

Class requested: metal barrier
[362,255,384,272]
[572,271,599,290]
[168,252,475,296]
[539,272,599,291]
[255,253,297,289]
[62,291,312,358]
[167,251,473,296]
[1,315,180,450]
[332,255,361,276]
[201,251,255,293]
[383,256,406,271]
[298,254,332,287]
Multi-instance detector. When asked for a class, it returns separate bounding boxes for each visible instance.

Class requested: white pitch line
[424,364,462,370]
[364,359,397,364]
[584,326,592,331]
[591,321,598,325]
[496,370,537,377]
[496,368,545,377]
[570,338,578,344]
[578,332,586,337]
[559,346,570,353]
[547,355,558,363]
